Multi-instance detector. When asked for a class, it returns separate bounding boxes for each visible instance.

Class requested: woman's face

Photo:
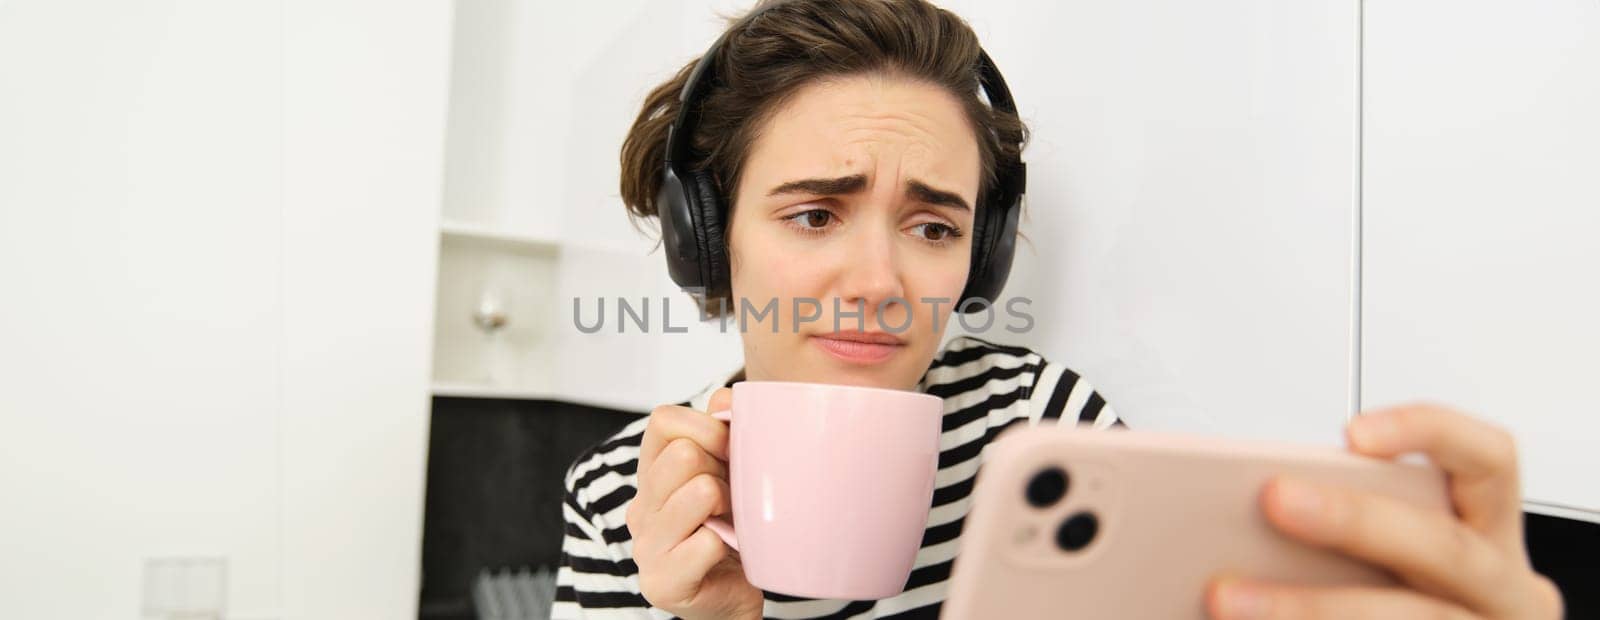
[726,74,981,390]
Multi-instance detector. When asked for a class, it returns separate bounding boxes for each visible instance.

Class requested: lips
[810,330,906,364]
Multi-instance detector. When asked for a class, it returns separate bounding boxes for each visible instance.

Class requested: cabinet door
[280,0,452,617]
[1363,0,1600,515]
[0,0,454,617]
[0,1,282,616]
[950,0,1361,445]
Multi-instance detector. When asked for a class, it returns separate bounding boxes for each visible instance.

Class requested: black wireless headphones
[655,9,1026,314]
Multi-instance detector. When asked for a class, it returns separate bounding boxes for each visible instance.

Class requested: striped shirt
[553,335,1126,619]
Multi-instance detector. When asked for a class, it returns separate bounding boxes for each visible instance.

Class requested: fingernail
[1273,477,1327,529]
[1215,579,1271,620]
[1351,413,1395,449]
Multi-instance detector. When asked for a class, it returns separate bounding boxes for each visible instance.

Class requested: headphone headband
[667,41,1025,195]
[663,29,725,170]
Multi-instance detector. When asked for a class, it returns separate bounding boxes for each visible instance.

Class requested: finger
[708,386,732,417]
[638,524,731,611]
[639,405,690,473]
[1206,577,1479,620]
[635,437,729,514]
[1260,475,1516,615]
[1346,403,1524,552]
[639,403,732,474]
[639,472,732,561]
[658,525,735,605]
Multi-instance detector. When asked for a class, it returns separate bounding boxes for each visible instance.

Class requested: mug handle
[704,409,738,551]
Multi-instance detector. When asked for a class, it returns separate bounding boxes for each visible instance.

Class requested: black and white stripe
[552,336,1125,619]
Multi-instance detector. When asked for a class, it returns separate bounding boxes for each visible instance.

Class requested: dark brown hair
[619,0,1029,314]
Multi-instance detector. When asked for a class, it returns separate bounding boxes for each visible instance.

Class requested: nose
[833,220,908,326]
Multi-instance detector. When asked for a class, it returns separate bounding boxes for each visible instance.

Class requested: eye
[783,208,836,235]
[909,222,964,244]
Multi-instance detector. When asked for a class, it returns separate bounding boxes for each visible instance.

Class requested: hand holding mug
[628,387,764,620]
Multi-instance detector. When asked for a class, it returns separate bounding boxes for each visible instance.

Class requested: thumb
[707,386,733,416]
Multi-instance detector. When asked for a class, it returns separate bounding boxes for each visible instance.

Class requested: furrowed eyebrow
[767,174,868,197]
[767,174,970,212]
[906,179,970,212]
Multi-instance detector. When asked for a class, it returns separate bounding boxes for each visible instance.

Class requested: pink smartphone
[942,424,1453,619]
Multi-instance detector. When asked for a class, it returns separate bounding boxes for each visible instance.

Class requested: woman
[552,1,1563,618]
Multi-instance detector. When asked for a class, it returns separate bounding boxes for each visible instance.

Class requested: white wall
[0,0,453,617]
[280,0,452,618]
[948,0,1362,446]
[1363,0,1600,516]
[0,1,284,616]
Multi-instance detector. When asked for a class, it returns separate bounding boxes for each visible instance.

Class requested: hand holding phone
[944,424,1452,619]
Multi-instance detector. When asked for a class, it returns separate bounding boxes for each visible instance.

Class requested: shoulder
[927,335,1045,375]
[920,335,1047,404]
[553,415,657,614]
[561,413,654,531]
[557,367,729,532]
[924,335,1126,429]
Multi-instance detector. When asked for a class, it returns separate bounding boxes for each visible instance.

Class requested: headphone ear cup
[964,193,994,300]
[958,190,1022,313]
[689,170,731,298]
[656,164,705,292]
[984,195,1022,302]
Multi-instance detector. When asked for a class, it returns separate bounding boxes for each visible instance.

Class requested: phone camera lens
[1055,511,1098,552]
[1025,466,1069,508]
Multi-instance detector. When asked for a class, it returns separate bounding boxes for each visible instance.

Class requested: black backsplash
[419,396,643,620]
[1526,511,1600,618]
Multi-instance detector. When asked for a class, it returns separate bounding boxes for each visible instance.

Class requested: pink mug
[704,380,944,600]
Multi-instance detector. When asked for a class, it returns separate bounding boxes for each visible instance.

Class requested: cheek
[727,224,823,301]
[912,247,972,302]
[896,251,969,337]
